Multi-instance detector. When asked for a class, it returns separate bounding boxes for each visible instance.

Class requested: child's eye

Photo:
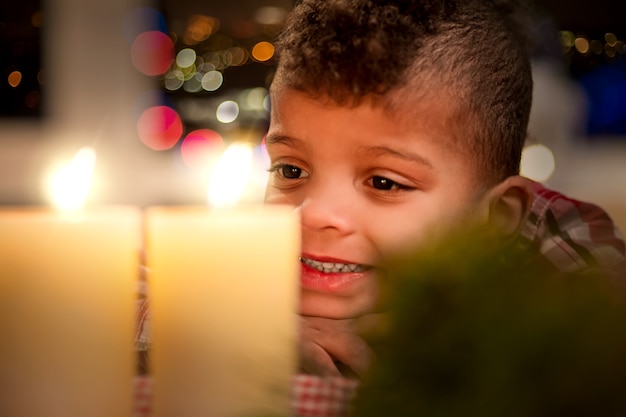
[270,163,309,179]
[370,175,412,191]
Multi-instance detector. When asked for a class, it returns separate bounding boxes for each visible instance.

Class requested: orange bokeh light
[251,41,275,62]
[8,71,22,87]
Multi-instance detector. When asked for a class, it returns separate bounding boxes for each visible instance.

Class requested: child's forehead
[269,85,488,188]
[282,86,467,137]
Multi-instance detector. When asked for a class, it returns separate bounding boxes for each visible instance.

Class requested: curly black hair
[273,0,535,185]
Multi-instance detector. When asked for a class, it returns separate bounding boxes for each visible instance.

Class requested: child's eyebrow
[358,145,433,169]
[265,134,299,147]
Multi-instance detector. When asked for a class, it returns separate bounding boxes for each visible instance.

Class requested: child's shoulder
[519,180,626,277]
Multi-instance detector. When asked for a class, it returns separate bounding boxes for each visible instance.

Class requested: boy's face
[264,87,487,320]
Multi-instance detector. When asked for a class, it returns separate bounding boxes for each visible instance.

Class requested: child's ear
[483,176,534,238]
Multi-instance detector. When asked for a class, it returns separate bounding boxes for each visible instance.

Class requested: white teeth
[299,257,368,273]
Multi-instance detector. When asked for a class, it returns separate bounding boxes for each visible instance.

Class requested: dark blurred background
[1,0,42,117]
[3,0,626,132]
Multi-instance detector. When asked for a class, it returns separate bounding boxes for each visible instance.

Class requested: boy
[263,0,626,395]
[136,1,625,415]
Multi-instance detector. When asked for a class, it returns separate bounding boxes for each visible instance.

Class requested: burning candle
[147,142,300,417]
[0,148,140,417]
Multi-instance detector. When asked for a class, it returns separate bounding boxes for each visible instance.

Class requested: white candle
[0,147,140,417]
[0,206,141,417]
[147,142,300,417]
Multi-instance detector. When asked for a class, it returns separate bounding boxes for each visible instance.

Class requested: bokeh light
[590,40,603,55]
[131,31,175,76]
[254,6,287,25]
[254,6,288,25]
[25,91,40,109]
[178,63,196,81]
[164,70,185,91]
[241,87,268,111]
[559,31,575,53]
[605,45,616,58]
[605,33,618,46]
[251,41,275,62]
[183,74,203,93]
[227,47,249,66]
[184,14,219,45]
[216,100,240,123]
[8,71,22,87]
[520,144,556,183]
[176,48,197,68]
[137,105,183,150]
[201,70,224,91]
[574,37,590,54]
[180,129,225,172]
[204,51,226,70]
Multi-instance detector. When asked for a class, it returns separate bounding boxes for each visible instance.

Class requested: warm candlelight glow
[207,142,253,208]
[48,147,96,211]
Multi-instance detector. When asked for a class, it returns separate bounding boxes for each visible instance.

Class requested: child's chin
[299,293,374,319]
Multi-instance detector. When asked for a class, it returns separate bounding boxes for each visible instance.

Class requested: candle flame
[49,147,96,212]
[208,142,253,208]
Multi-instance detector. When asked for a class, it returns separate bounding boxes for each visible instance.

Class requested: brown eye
[372,176,395,190]
[370,175,413,191]
[269,162,309,181]
[281,165,303,179]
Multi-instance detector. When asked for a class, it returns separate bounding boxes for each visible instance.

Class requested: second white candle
[146,205,300,417]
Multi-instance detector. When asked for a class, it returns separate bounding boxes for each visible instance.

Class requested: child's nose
[299,182,356,235]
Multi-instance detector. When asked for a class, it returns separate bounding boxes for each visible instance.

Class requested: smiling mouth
[299,257,373,274]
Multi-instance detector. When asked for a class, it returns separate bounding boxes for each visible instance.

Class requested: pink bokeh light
[130,31,175,76]
[136,106,183,150]
[180,129,225,171]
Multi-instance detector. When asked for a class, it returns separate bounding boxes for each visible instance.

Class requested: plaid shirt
[519,181,626,277]
[134,181,626,417]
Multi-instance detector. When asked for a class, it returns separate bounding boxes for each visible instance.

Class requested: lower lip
[299,262,370,293]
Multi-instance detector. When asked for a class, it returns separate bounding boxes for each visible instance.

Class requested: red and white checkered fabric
[134,376,153,417]
[519,181,626,276]
[132,374,358,417]
[291,374,359,417]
